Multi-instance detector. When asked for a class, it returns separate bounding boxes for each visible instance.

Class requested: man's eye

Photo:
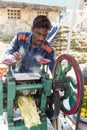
[36,31,48,37]
[36,32,41,35]
[43,34,48,37]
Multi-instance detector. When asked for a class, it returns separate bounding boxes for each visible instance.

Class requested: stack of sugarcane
[17,96,41,128]
[51,25,87,64]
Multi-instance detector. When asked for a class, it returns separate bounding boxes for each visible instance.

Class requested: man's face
[32,27,49,46]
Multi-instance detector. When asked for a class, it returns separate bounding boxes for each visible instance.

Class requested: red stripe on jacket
[41,43,52,53]
[18,34,29,41]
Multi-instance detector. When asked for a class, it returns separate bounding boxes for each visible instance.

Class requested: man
[4,15,55,73]
[4,15,55,130]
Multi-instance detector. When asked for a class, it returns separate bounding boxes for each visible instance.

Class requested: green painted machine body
[8,118,47,130]
[0,64,52,130]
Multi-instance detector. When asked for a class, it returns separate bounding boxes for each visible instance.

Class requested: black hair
[33,15,51,30]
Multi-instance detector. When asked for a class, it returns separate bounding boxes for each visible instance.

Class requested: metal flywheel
[52,54,84,115]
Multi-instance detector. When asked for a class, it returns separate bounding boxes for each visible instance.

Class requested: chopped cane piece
[17,96,41,128]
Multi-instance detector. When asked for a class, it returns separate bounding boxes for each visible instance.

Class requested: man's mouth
[37,40,43,43]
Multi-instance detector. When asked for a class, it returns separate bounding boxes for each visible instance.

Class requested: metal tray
[12,73,41,80]
[74,114,87,123]
[79,116,87,123]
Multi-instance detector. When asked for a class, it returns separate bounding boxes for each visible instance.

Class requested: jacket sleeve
[4,34,19,57]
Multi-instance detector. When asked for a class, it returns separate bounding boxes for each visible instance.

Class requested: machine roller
[0,54,84,130]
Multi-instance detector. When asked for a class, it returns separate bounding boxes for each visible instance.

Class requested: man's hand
[2,52,22,66]
[13,52,22,61]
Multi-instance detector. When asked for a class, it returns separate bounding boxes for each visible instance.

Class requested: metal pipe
[16,83,43,90]
[66,0,78,54]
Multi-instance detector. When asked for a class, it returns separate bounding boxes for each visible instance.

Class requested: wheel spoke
[54,61,62,79]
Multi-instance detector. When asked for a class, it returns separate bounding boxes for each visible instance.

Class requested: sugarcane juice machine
[0,54,84,130]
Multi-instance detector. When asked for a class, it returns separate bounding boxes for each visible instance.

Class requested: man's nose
[39,35,45,41]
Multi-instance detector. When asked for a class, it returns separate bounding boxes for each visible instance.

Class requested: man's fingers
[13,52,22,60]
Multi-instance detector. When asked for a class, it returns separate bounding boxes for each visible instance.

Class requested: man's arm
[4,34,22,61]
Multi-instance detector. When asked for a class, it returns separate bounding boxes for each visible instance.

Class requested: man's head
[31,15,51,46]
[33,15,51,30]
